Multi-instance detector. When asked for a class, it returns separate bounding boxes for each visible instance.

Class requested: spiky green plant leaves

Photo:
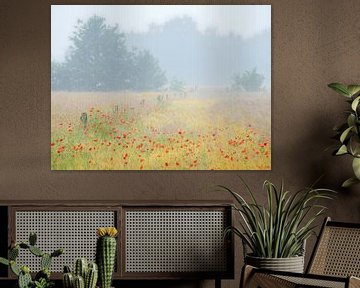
[221,178,335,258]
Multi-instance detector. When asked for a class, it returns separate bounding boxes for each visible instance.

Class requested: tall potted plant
[328,83,360,187]
[221,179,334,273]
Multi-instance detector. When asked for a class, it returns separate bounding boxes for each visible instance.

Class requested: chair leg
[240,265,255,288]
[240,265,296,288]
[215,278,221,288]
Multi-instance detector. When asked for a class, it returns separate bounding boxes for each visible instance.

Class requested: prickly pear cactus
[41,253,52,270]
[29,245,44,257]
[10,260,21,276]
[29,232,37,246]
[9,246,19,260]
[0,232,63,288]
[18,267,32,288]
[96,227,118,288]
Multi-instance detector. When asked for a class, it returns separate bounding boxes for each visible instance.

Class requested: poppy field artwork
[51,5,271,170]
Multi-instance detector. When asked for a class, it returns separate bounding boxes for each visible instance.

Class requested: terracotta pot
[245,254,304,273]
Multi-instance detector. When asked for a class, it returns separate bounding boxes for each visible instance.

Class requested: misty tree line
[51,15,167,91]
[51,15,265,92]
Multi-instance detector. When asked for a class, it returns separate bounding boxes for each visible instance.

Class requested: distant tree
[231,68,265,92]
[51,15,167,91]
[51,61,70,90]
[169,78,185,92]
[65,15,131,91]
[132,50,167,91]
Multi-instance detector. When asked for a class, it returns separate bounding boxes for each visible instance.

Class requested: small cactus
[85,263,98,288]
[63,272,74,288]
[63,259,98,288]
[74,275,85,288]
[64,265,72,273]
[74,258,88,279]
[96,227,118,288]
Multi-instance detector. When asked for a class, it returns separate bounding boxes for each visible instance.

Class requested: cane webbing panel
[125,210,227,273]
[309,226,360,277]
[15,211,115,272]
[277,275,345,288]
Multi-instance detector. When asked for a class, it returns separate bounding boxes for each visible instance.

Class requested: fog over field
[51,5,271,170]
[51,5,271,89]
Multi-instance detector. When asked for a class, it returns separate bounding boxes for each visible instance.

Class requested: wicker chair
[241,217,360,288]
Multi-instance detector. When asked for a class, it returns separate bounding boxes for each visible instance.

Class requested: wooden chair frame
[241,217,360,288]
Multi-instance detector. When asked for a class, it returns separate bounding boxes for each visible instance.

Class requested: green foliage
[231,68,265,92]
[329,83,360,187]
[32,278,54,288]
[221,178,335,258]
[52,15,167,92]
[169,78,186,92]
[0,233,63,288]
[131,49,167,91]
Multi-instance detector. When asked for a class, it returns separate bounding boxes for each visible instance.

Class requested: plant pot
[245,254,304,273]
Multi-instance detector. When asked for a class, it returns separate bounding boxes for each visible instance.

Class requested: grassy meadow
[51,90,271,170]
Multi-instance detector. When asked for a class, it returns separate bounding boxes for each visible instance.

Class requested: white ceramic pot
[245,254,305,273]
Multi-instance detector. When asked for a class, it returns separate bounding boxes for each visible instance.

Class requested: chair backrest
[307,217,360,277]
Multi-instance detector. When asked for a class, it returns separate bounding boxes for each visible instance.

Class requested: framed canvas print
[51,5,271,170]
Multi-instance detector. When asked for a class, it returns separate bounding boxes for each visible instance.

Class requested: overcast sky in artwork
[51,5,271,61]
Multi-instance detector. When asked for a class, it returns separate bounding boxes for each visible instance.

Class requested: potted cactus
[0,232,64,288]
[96,227,118,288]
[62,258,98,288]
